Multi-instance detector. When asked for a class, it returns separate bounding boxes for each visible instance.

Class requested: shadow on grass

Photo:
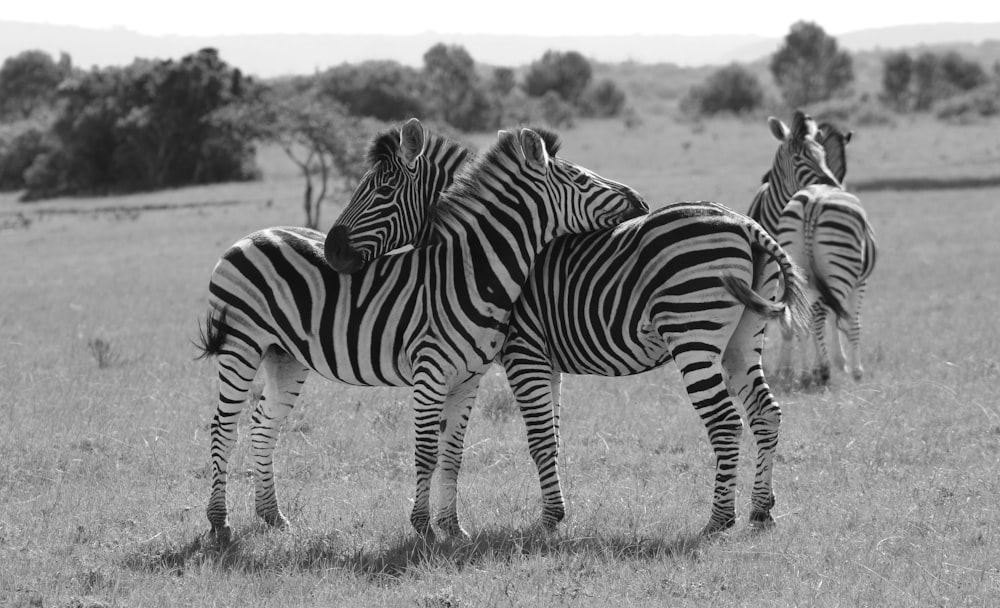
[120,525,711,582]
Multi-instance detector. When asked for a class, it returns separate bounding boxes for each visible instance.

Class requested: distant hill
[2,20,1000,77]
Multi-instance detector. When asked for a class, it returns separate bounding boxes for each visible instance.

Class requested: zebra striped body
[777,185,877,382]
[502,202,810,532]
[197,121,647,541]
[747,112,876,384]
[332,128,811,534]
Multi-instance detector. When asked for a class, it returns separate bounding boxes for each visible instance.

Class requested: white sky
[7,1,1000,37]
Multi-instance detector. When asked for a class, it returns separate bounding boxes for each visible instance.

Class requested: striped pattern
[776,185,877,383]
[502,202,810,533]
[196,121,646,541]
[748,112,877,384]
[329,128,813,534]
[747,111,842,237]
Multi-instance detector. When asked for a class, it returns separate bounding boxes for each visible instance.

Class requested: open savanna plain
[2,114,999,607]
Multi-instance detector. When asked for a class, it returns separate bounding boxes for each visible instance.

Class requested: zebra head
[767,110,843,192]
[504,127,650,236]
[816,121,852,186]
[324,118,473,274]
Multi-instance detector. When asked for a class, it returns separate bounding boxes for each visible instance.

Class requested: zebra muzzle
[324,225,366,274]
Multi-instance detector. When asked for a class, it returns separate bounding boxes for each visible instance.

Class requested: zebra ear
[399,118,426,168]
[518,128,549,172]
[844,130,854,145]
[767,116,789,141]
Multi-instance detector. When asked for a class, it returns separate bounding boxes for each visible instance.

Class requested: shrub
[579,79,627,118]
[681,64,764,116]
[0,120,49,191]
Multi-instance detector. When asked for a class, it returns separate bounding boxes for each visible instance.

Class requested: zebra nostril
[324,226,365,273]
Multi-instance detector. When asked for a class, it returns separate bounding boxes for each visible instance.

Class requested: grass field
[2,114,999,607]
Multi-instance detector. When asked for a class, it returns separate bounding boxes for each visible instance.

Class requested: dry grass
[2,114,999,607]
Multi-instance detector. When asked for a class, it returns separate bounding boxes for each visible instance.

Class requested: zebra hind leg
[842,282,868,381]
[809,300,833,386]
[206,349,262,542]
[250,347,310,529]
[673,348,743,536]
[724,309,781,531]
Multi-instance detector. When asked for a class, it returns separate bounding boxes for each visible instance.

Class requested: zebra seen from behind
[748,111,877,384]
[196,120,647,542]
[329,123,812,535]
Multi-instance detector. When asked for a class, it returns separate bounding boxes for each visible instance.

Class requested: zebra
[196,119,647,542]
[328,126,812,535]
[776,185,877,383]
[747,111,876,384]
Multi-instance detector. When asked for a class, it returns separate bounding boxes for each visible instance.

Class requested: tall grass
[2,115,998,607]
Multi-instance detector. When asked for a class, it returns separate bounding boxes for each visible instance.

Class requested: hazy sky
[7,1,1000,37]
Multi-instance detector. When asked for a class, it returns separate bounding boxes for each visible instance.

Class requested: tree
[683,63,764,116]
[21,48,257,200]
[579,79,628,118]
[0,50,70,119]
[912,52,943,111]
[319,61,425,121]
[881,51,913,110]
[422,43,495,131]
[225,93,378,229]
[770,21,854,107]
[524,50,592,103]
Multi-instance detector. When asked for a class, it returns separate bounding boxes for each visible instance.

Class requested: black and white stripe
[747,112,877,384]
[330,127,813,535]
[196,120,647,541]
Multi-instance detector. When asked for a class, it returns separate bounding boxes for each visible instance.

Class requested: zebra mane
[417,127,562,246]
[366,128,403,167]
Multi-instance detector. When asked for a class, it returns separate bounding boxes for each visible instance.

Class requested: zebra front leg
[206,349,260,542]
[409,370,447,541]
[434,374,482,540]
[674,350,743,536]
[503,347,567,531]
[250,349,309,529]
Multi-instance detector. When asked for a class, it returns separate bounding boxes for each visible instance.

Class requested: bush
[681,64,764,116]
[524,50,592,103]
[0,120,49,191]
[579,79,627,118]
[935,83,1000,123]
[318,61,425,121]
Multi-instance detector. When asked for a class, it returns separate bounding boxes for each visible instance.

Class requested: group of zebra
[196,110,877,542]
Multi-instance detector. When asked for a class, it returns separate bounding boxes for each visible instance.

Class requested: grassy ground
[1,114,999,607]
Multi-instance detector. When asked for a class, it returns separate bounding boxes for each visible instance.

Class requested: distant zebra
[776,185,877,383]
[329,127,811,535]
[196,119,647,541]
[748,111,876,384]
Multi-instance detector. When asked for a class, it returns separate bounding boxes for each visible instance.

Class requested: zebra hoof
[699,514,736,537]
[435,515,471,542]
[748,511,776,532]
[260,510,290,530]
[852,368,864,382]
[210,524,233,545]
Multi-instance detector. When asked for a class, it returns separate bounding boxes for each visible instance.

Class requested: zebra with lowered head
[328,119,812,535]
[748,111,877,384]
[196,120,647,541]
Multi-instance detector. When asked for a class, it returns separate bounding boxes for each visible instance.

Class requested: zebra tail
[719,272,784,319]
[193,306,229,361]
[743,222,812,337]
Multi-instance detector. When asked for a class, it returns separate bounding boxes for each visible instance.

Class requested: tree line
[0,44,624,209]
[1,23,996,209]
[682,21,999,119]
